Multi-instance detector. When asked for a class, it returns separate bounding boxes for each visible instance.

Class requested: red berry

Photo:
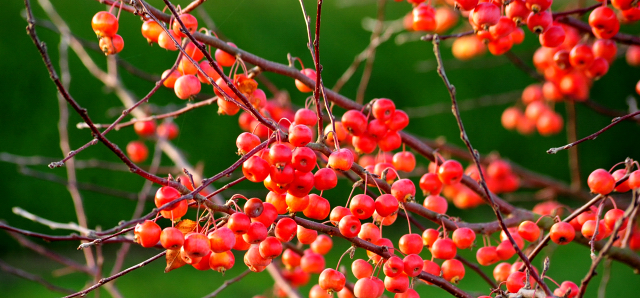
[295,69,317,93]
[518,221,541,242]
[126,141,148,163]
[441,259,465,283]
[452,228,476,249]
[319,268,346,293]
[588,168,616,195]
[141,20,162,43]
[160,227,184,250]
[399,233,423,255]
[550,222,575,244]
[303,194,330,220]
[374,194,399,217]
[476,246,499,266]
[291,147,317,173]
[174,74,201,99]
[92,11,118,38]
[372,98,396,121]
[134,220,161,248]
[431,238,457,260]
[438,160,464,185]
[172,13,197,38]
[215,42,237,67]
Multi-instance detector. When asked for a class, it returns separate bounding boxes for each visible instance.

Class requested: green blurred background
[1,0,639,297]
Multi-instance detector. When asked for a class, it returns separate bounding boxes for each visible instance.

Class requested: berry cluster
[91,9,123,55]
[126,121,179,163]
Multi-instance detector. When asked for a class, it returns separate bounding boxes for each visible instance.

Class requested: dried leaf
[165,249,186,273]
[175,219,199,235]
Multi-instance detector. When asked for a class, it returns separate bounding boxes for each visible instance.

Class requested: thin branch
[577,192,640,297]
[431,35,551,296]
[417,271,474,298]
[597,259,612,298]
[332,19,402,93]
[202,269,252,298]
[565,101,582,191]
[421,30,474,42]
[76,97,218,130]
[62,251,166,298]
[547,110,640,154]
[0,259,75,294]
[7,231,94,275]
[12,207,92,235]
[456,255,498,289]
[266,264,304,298]
[355,0,386,104]
[555,17,640,46]
[181,0,206,14]
[504,51,545,82]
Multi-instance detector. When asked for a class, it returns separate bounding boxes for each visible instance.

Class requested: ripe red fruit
[399,233,423,255]
[236,132,261,155]
[291,147,316,173]
[403,254,424,277]
[438,160,464,185]
[431,238,457,260]
[525,0,552,12]
[496,240,516,260]
[243,156,270,183]
[423,195,448,214]
[472,3,501,30]
[244,198,264,218]
[141,20,162,43]
[157,30,178,51]
[393,151,416,172]
[378,130,402,152]
[314,168,338,190]
[412,4,436,31]
[490,17,516,39]
[295,68,317,93]
[593,39,617,63]
[252,202,278,227]
[518,221,541,242]
[527,11,552,34]
[612,169,631,193]
[582,220,608,241]
[386,110,409,131]
[372,98,396,121]
[354,277,380,298]
[160,227,184,249]
[554,281,579,298]
[422,228,439,248]
[419,172,443,195]
[506,271,527,293]
[476,246,500,266]
[338,215,361,238]
[539,26,565,48]
[126,141,148,163]
[374,194,399,217]
[341,110,368,136]
[384,256,405,277]
[288,124,313,147]
[630,170,640,189]
[351,259,373,279]
[160,199,188,220]
[550,222,575,244]
[452,228,475,249]
[215,42,237,67]
[133,121,156,138]
[227,212,251,235]
[328,148,354,171]
[391,179,416,203]
[134,220,161,248]
[586,57,609,79]
[92,11,118,38]
[493,262,511,282]
[297,225,318,244]
[570,44,595,69]
[259,236,283,259]
[588,168,616,195]
[604,208,627,230]
[183,233,210,258]
[422,260,441,285]
[209,250,235,273]
[589,7,620,39]
[243,222,268,244]
[205,226,236,254]
[174,74,201,99]
[154,186,181,210]
[294,108,318,126]
[536,111,564,136]
[358,223,381,243]
[161,69,181,88]
[454,0,478,11]
[506,0,530,25]
[441,259,465,283]
[384,274,409,293]
[349,194,375,220]
[303,194,330,220]
[310,234,333,255]
[172,13,197,38]
[301,251,325,274]
[319,268,346,293]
